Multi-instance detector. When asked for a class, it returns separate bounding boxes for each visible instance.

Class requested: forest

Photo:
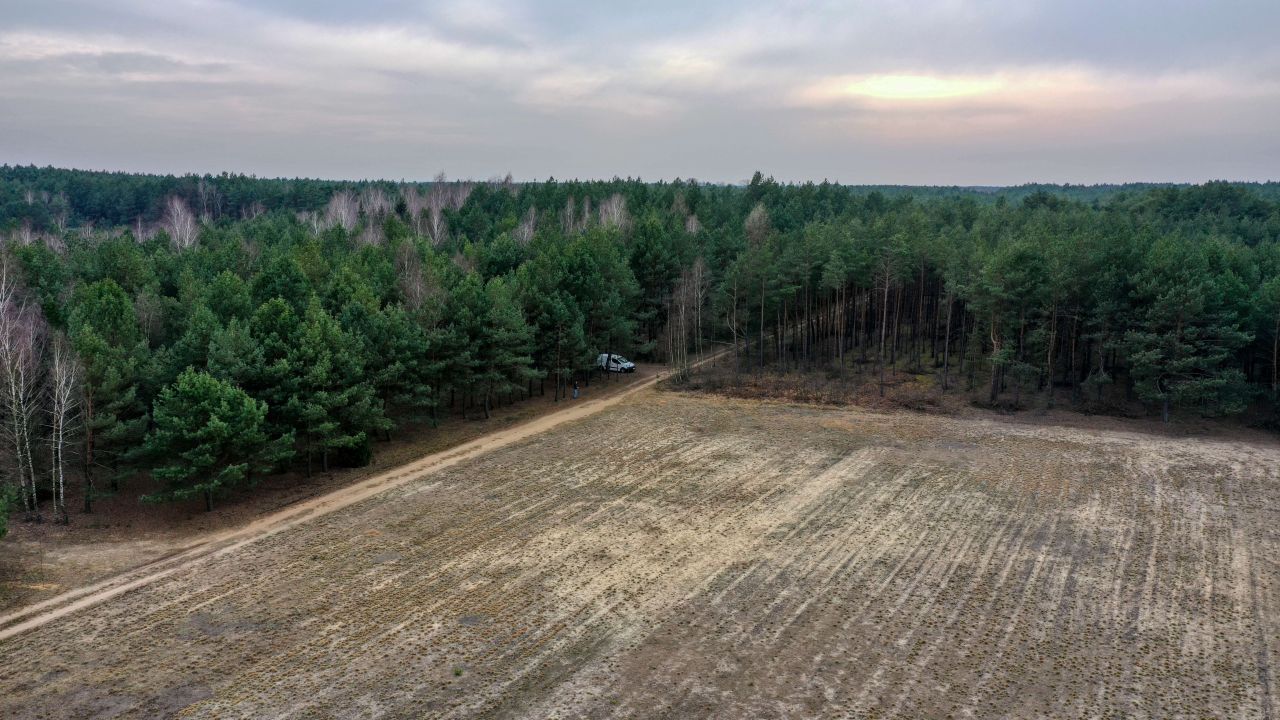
[0,165,1277,527]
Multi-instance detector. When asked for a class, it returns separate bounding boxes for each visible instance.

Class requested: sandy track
[2,392,1278,718]
[0,369,665,643]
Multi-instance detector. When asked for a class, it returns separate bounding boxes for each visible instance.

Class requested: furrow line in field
[846,469,1001,714]
[878,476,1032,719]
[971,477,1074,714]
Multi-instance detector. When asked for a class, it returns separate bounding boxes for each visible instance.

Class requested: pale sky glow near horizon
[1,1,1278,185]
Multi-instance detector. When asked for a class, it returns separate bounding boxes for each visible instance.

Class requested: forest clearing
[1,390,1276,719]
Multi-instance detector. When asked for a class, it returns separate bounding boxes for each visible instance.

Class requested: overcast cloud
[1,0,1278,184]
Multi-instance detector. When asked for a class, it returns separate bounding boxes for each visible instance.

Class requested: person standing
[572,381,580,400]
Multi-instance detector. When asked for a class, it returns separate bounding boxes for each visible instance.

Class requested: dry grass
[0,392,1277,718]
[673,363,956,413]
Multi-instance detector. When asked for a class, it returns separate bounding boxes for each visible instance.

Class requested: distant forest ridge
[3,164,1280,231]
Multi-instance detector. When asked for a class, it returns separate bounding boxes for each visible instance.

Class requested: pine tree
[142,369,291,511]
[162,302,220,383]
[1124,237,1253,421]
[476,277,539,417]
[205,270,253,322]
[340,301,437,436]
[247,299,302,442]
[68,280,149,508]
[444,273,488,415]
[516,254,589,400]
[287,298,386,474]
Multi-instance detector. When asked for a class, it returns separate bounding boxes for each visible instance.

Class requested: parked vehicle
[596,353,636,373]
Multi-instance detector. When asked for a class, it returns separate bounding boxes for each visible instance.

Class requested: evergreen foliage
[2,166,1279,521]
[142,369,291,511]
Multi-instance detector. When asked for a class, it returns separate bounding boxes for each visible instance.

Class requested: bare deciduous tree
[745,202,771,247]
[666,266,696,380]
[487,173,517,194]
[396,243,427,311]
[665,260,710,379]
[133,215,152,243]
[514,207,537,245]
[422,174,473,246]
[241,201,266,221]
[452,180,475,209]
[15,219,35,246]
[160,195,199,250]
[47,333,80,524]
[359,187,393,218]
[425,176,450,246]
[297,210,323,234]
[45,231,68,254]
[561,196,593,235]
[0,263,45,521]
[401,186,428,236]
[195,178,223,222]
[689,257,709,366]
[598,193,630,232]
[324,190,360,231]
[52,211,69,235]
[561,197,579,235]
[135,293,167,346]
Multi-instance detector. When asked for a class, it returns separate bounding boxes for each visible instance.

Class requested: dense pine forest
[0,165,1278,527]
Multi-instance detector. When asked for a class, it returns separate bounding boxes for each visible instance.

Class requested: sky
[1,0,1278,185]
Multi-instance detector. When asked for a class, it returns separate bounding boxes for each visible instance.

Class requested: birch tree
[420,174,473,246]
[47,333,80,524]
[401,186,428,236]
[325,190,360,231]
[0,264,44,521]
[359,187,392,218]
[160,195,199,251]
[514,207,537,245]
[598,193,630,232]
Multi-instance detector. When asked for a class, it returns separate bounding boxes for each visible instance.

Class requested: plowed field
[2,392,1277,719]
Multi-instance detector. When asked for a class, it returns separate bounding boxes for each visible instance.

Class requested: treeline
[723,194,1278,421]
[8,164,1280,235]
[0,168,1276,523]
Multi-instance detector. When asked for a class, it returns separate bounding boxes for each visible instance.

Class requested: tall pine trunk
[878,279,890,397]
[942,294,954,391]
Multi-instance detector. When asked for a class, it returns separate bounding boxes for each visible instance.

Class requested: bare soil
[1,390,1277,718]
[0,365,658,614]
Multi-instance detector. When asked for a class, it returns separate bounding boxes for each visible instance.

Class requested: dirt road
[0,367,667,642]
[2,385,1276,718]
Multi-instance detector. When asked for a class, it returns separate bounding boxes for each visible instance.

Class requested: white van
[596,353,636,373]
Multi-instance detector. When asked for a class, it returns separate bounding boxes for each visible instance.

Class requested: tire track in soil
[561,403,1280,720]
[2,394,1279,719]
[0,367,675,643]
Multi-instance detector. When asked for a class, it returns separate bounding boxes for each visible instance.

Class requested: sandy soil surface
[0,364,660,614]
[0,364,668,642]
[1,391,1277,718]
